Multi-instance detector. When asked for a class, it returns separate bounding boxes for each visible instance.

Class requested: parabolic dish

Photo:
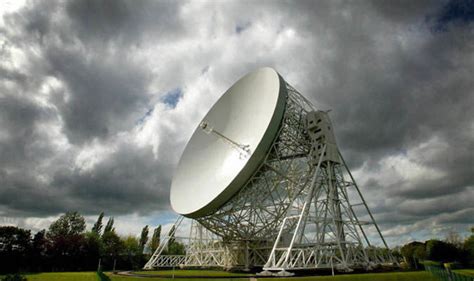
[170,67,287,218]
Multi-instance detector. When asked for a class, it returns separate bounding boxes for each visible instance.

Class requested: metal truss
[144,82,394,273]
[144,216,185,269]
[144,218,270,269]
[261,87,395,274]
[148,255,186,268]
[262,153,394,274]
[196,84,314,241]
[184,220,233,267]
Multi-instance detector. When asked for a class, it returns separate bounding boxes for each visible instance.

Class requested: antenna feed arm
[200,121,251,158]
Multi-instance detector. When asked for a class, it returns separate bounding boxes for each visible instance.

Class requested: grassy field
[105,271,438,281]
[1,270,439,281]
[454,269,474,276]
[134,269,252,276]
[106,272,248,281]
[23,272,98,281]
[266,271,438,281]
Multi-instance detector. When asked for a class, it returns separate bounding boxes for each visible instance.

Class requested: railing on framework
[424,264,474,281]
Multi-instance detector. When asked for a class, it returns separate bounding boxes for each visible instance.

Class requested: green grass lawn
[454,269,474,276]
[23,272,98,281]
[1,270,438,281]
[266,271,437,281]
[135,269,252,276]
[105,270,437,281]
[106,272,248,281]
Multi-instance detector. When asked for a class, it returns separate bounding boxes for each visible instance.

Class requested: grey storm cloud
[65,0,184,44]
[46,46,150,143]
[50,143,171,215]
[0,0,473,241]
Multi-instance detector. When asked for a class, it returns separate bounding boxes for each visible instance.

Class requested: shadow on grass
[97,271,111,281]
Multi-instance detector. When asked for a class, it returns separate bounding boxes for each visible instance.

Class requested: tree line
[0,211,183,274]
[1,211,473,273]
[396,227,474,269]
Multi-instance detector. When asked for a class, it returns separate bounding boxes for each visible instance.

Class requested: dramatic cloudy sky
[0,0,473,245]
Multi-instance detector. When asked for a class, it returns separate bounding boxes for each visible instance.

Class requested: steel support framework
[197,84,314,242]
[144,82,394,273]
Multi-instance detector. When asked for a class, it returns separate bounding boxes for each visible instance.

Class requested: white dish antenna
[147,67,395,273]
[170,68,286,218]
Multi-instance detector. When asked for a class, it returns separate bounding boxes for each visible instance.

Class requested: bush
[401,241,426,269]
[421,260,442,267]
[426,239,460,262]
[464,228,474,265]
[1,274,27,281]
[444,262,462,270]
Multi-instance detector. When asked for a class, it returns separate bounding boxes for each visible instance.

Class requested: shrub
[426,239,460,262]
[1,274,27,281]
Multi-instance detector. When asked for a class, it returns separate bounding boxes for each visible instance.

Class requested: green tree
[445,231,463,249]
[46,212,86,271]
[463,227,474,265]
[400,241,425,269]
[426,239,460,262]
[0,226,31,273]
[82,231,104,270]
[163,225,185,255]
[149,225,161,254]
[0,226,31,253]
[103,217,115,234]
[102,230,123,257]
[123,235,140,256]
[47,211,86,239]
[390,246,403,262]
[122,235,143,270]
[1,273,27,281]
[167,240,186,255]
[168,225,176,246]
[139,225,149,254]
[414,246,427,261]
[31,230,46,255]
[30,230,47,271]
[92,212,104,235]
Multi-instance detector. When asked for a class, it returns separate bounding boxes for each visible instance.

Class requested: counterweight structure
[145,70,394,274]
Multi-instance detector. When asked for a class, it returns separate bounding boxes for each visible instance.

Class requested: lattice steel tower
[144,68,394,275]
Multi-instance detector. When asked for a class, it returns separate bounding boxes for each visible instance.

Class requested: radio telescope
[145,68,395,275]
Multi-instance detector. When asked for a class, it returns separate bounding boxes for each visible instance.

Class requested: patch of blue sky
[235,21,251,34]
[146,210,179,227]
[432,0,474,31]
[136,88,182,125]
[162,87,183,108]
[136,107,154,125]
